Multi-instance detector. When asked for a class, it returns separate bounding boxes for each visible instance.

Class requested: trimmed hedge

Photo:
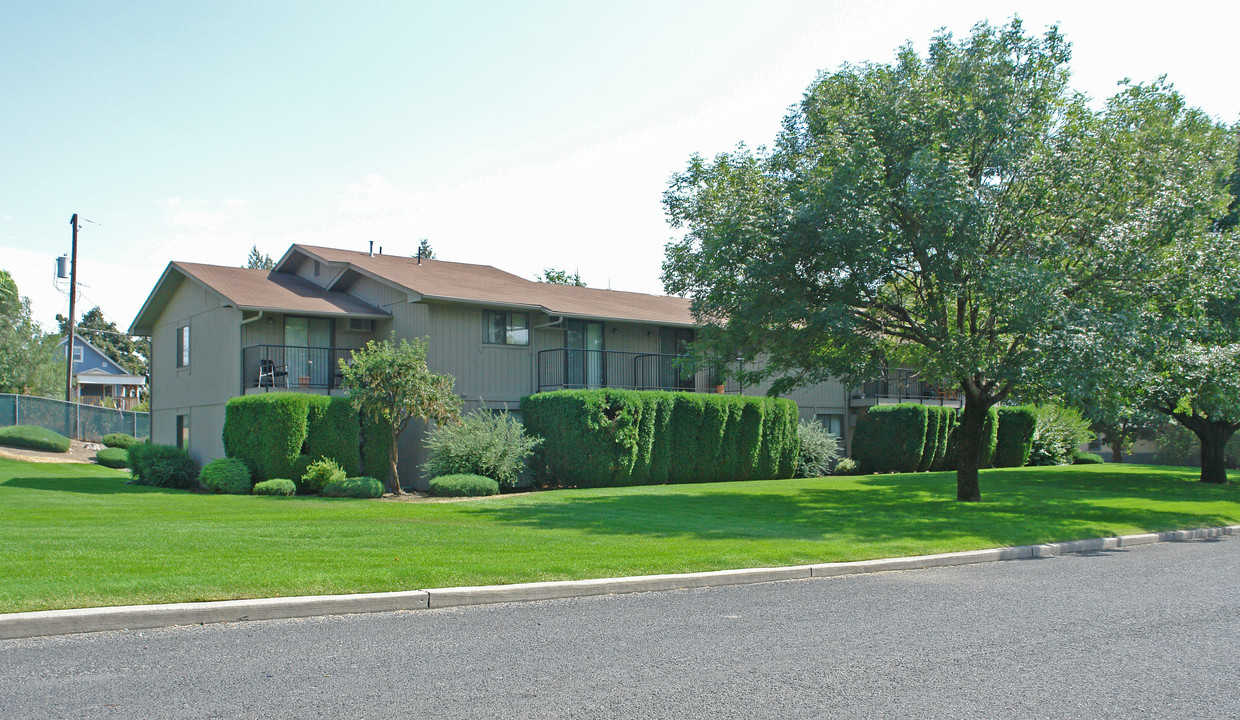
[994,406,1038,468]
[852,405,929,474]
[0,425,72,453]
[304,395,360,476]
[254,478,296,496]
[322,476,384,498]
[95,447,129,469]
[979,406,999,468]
[223,393,311,481]
[102,433,141,449]
[521,390,799,488]
[199,457,252,494]
[223,393,360,480]
[359,414,393,481]
[1073,450,1105,464]
[128,443,199,489]
[428,473,500,497]
[928,407,955,471]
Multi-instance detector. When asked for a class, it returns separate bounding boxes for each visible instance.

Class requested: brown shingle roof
[296,245,695,326]
[173,262,389,317]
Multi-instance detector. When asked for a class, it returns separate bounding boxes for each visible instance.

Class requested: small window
[70,343,84,363]
[314,260,320,277]
[176,325,190,368]
[483,311,529,346]
[816,413,844,439]
[176,413,190,450]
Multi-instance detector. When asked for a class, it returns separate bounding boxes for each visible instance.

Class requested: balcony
[242,345,354,393]
[851,368,961,406]
[536,348,741,394]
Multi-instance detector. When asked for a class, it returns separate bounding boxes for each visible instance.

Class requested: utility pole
[64,214,78,404]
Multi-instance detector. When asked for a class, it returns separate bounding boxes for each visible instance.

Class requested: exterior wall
[149,280,240,464]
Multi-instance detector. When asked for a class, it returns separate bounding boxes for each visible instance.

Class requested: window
[69,343,83,364]
[313,260,320,277]
[484,311,529,346]
[176,413,190,450]
[176,325,190,368]
[816,413,844,439]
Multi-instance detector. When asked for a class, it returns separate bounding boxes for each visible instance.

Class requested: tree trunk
[955,391,989,502]
[1172,413,1238,485]
[1110,440,1125,464]
[389,427,402,496]
[1198,424,1236,484]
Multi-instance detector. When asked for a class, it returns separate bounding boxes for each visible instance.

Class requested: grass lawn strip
[1,459,1238,613]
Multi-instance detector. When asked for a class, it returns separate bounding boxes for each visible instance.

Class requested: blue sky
[2,1,1237,332]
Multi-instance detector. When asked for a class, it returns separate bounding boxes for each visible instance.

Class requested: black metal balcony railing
[242,345,354,392]
[537,348,742,394]
[852,368,960,402]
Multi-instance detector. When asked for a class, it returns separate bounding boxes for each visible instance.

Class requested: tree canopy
[0,270,64,397]
[537,268,585,286]
[417,238,435,260]
[662,19,1236,499]
[246,246,275,270]
[339,336,460,494]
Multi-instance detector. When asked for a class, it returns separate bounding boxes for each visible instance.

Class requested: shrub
[424,409,542,489]
[930,408,958,471]
[833,457,860,475]
[1028,403,1094,466]
[0,425,71,453]
[795,420,841,478]
[427,473,499,497]
[102,433,141,449]
[253,478,296,496]
[359,414,393,482]
[199,457,252,494]
[223,393,311,480]
[979,406,999,468]
[304,395,361,476]
[852,404,928,474]
[128,443,199,489]
[994,406,1038,468]
[1073,451,1105,464]
[298,457,346,495]
[95,447,129,469]
[322,476,384,498]
[521,390,799,488]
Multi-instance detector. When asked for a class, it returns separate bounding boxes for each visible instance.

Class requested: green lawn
[2,458,1238,613]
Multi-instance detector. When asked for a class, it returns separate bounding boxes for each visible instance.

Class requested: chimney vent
[368,241,374,257]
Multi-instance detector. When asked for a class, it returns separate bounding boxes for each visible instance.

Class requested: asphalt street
[2,537,1238,719]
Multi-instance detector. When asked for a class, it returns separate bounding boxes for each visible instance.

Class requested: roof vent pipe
[368,241,374,257]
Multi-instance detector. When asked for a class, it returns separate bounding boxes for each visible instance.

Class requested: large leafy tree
[340,336,461,495]
[662,19,1234,500]
[0,270,64,397]
[57,306,149,378]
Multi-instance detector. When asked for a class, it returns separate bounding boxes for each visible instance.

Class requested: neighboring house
[60,335,147,410]
[129,244,960,486]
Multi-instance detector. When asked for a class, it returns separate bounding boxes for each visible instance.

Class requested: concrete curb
[3,525,1237,640]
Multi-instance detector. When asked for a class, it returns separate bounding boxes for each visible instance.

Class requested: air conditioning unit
[347,318,375,333]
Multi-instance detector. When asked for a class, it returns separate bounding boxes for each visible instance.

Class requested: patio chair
[258,358,289,388]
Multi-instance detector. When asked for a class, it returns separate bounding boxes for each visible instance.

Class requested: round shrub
[424,409,541,489]
[833,457,860,476]
[299,457,346,495]
[794,420,841,478]
[95,447,129,469]
[427,474,499,497]
[0,425,72,453]
[1073,451,1105,465]
[322,476,384,498]
[1029,403,1094,466]
[102,433,141,449]
[253,478,296,496]
[127,443,200,489]
[199,457,252,494]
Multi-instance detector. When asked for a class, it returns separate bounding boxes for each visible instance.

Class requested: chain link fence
[0,394,150,442]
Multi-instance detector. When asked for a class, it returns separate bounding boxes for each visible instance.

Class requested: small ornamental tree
[339,336,461,494]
